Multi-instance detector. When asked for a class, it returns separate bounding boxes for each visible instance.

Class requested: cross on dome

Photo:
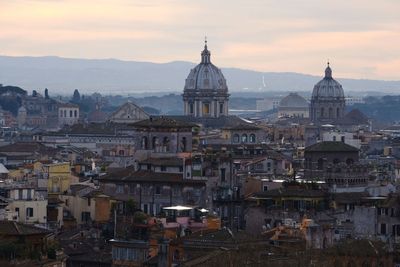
[201,38,211,64]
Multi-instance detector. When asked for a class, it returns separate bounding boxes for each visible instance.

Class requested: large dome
[312,64,344,99]
[184,43,228,91]
[280,93,308,108]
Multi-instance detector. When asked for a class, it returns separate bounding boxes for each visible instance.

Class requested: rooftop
[99,168,205,185]
[131,116,197,129]
[305,141,359,152]
[0,221,50,236]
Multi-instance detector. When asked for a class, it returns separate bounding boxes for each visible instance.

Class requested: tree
[125,198,137,215]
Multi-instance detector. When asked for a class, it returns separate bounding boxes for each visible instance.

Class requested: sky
[0,0,399,80]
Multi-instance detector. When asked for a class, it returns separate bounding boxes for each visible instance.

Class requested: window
[220,168,226,182]
[60,110,63,117]
[70,110,73,117]
[163,137,170,152]
[203,103,210,115]
[142,136,148,150]
[241,134,248,143]
[64,110,67,117]
[318,158,324,170]
[381,223,387,235]
[189,103,194,114]
[173,187,180,196]
[81,212,91,223]
[263,185,268,192]
[161,166,167,172]
[74,110,77,118]
[152,137,159,151]
[181,137,187,152]
[233,134,240,143]
[116,184,124,194]
[143,204,148,213]
[26,207,34,217]
[155,186,161,195]
[249,134,256,143]
[219,103,224,114]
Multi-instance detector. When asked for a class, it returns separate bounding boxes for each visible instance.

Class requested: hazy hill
[0,55,399,95]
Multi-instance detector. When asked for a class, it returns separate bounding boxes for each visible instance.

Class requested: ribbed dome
[184,42,228,91]
[279,93,308,108]
[312,64,344,99]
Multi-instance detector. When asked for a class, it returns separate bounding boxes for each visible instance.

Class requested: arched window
[74,110,78,118]
[249,134,256,143]
[318,158,324,170]
[70,110,73,117]
[163,137,170,152]
[142,136,148,149]
[233,134,240,143]
[152,137,159,151]
[241,134,248,143]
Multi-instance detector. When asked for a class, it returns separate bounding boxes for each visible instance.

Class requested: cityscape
[0,1,400,267]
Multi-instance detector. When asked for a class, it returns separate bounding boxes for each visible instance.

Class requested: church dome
[312,64,344,99]
[279,93,308,108]
[184,42,228,91]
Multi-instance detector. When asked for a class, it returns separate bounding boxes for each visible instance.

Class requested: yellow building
[42,162,75,194]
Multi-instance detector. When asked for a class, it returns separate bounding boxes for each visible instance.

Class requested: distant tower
[182,40,229,118]
[310,63,346,124]
[17,106,27,128]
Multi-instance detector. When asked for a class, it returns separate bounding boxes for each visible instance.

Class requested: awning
[163,205,193,211]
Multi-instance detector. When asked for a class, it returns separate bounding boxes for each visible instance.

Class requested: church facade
[182,41,229,118]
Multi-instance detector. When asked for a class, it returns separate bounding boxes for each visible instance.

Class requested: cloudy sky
[1,0,399,80]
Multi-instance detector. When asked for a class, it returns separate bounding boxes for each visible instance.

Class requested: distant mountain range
[0,55,399,95]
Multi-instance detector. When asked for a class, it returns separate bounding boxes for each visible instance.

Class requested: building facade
[58,103,80,126]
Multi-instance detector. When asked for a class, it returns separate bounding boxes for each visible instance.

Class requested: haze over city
[2,1,400,267]
[1,0,400,80]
